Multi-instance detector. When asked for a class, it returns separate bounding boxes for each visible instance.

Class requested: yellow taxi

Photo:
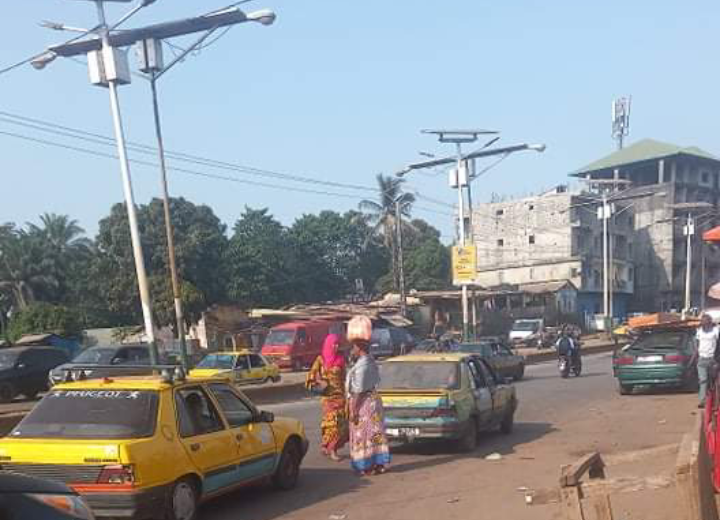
[0,367,307,520]
[189,351,281,386]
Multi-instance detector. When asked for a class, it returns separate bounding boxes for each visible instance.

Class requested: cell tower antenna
[612,96,631,150]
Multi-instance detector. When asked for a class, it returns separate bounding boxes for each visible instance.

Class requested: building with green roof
[574,138,720,313]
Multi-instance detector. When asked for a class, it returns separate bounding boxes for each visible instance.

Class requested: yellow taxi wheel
[166,477,199,520]
[273,440,301,491]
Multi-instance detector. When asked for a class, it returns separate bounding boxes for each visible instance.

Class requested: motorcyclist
[555,327,580,370]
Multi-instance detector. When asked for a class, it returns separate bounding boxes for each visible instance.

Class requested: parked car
[379,353,518,451]
[0,346,69,403]
[612,328,698,395]
[0,471,95,520]
[48,344,157,387]
[261,320,344,370]
[0,369,308,520]
[369,327,417,358]
[453,340,526,380]
[508,318,545,347]
[189,350,281,385]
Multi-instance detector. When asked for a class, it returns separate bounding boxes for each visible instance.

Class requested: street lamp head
[246,9,277,26]
[30,51,58,70]
[528,143,546,153]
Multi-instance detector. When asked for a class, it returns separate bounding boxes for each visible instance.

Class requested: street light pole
[149,72,188,368]
[684,213,695,315]
[96,0,159,363]
[601,193,610,324]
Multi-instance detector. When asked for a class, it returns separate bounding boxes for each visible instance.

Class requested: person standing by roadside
[696,314,719,409]
[305,334,349,461]
[345,316,391,476]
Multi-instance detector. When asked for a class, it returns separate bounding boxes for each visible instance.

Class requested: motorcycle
[558,353,582,378]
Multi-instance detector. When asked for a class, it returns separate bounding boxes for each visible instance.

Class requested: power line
[0,109,456,211]
[0,110,376,193]
[0,128,453,218]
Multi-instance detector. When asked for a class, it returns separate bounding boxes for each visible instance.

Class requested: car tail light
[97,465,134,485]
[431,405,457,418]
[615,356,635,366]
[665,354,688,364]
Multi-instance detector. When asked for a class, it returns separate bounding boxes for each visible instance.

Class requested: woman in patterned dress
[345,316,391,476]
[306,334,348,461]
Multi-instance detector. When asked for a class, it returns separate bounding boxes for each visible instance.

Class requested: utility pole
[395,199,407,318]
[701,239,707,310]
[600,193,611,327]
[149,72,188,368]
[684,213,695,315]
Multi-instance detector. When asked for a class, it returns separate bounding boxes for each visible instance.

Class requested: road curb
[523,342,618,365]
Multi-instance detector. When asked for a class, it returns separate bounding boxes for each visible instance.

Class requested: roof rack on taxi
[59,364,186,384]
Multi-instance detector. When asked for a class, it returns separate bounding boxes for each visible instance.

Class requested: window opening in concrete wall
[497,239,504,247]
[528,235,535,245]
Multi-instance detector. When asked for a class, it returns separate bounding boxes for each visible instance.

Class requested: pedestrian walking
[345,316,391,476]
[696,314,719,408]
[305,334,349,461]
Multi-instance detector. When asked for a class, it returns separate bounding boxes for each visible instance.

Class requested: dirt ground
[203,354,701,520]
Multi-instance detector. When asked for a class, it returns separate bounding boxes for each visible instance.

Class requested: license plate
[386,428,420,437]
[637,355,663,363]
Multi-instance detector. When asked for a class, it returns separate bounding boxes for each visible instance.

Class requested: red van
[261,320,344,370]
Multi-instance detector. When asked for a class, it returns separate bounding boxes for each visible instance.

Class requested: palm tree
[359,174,415,291]
[0,227,58,309]
[27,213,92,259]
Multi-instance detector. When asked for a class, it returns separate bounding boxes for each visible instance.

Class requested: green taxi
[613,329,698,395]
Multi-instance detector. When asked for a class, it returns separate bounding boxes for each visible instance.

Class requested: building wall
[589,155,720,312]
[472,187,634,295]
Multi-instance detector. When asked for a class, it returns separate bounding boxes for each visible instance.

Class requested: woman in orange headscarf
[306,333,348,461]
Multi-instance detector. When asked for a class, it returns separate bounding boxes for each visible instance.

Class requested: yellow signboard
[452,244,477,285]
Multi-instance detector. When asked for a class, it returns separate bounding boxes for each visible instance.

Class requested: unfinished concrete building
[574,139,720,312]
[473,139,720,318]
[472,186,634,321]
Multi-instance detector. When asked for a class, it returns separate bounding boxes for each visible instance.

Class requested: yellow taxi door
[206,382,278,482]
[233,354,253,385]
[174,386,238,494]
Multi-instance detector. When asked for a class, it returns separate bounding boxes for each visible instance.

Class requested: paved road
[199,353,620,520]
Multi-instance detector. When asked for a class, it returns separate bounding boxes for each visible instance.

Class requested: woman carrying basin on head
[345,316,391,476]
[305,334,349,461]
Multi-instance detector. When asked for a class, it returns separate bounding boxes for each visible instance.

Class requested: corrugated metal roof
[575,139,718,176]
[518,280,577,294]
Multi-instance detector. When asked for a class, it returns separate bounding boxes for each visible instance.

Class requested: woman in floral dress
[306,334,348,461]
[345,316,391,476]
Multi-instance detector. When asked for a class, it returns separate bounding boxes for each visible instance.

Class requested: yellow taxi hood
[0,437,125,465]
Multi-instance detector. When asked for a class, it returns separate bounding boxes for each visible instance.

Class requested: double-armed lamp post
[30,0,275,366]
[397,134,546,341]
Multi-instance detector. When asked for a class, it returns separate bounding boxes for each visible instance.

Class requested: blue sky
[2,1,719,241]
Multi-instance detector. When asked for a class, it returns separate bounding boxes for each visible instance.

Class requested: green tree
[94,198,228,326]
[225,207,295,307]
[7,302,83,341]
[289,210,389,300]
[0,225,58,309]
[359,174,415,291]
[26,213,93,304]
